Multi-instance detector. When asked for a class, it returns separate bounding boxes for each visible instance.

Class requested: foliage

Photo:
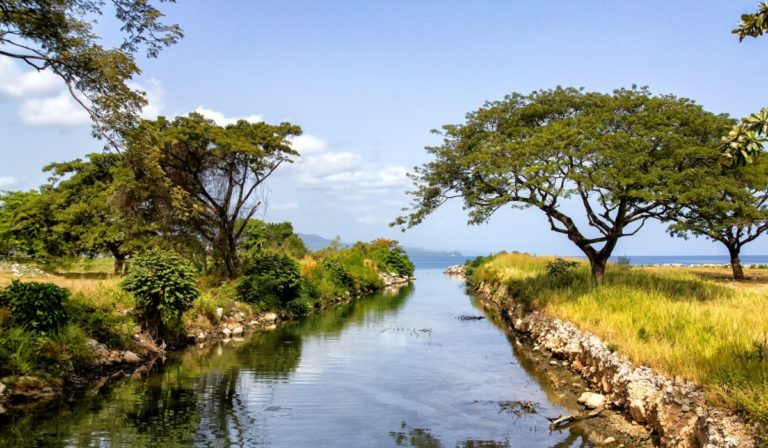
[616,256,632,267]
[394,86,732,284]
[118,113,303,278]
[725,4,768,164]
[0,280,70,333]
[734,2,768,41]
[238,253,303,310]
[120,250,200,340]
[66,293,134,348]
[239,220,309,262]
[0,0,182,146]
[545,258,579,279]
[0,190,66,261]
[667,157,768,279]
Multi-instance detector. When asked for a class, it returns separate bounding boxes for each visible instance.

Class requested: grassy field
[473,253,768,425]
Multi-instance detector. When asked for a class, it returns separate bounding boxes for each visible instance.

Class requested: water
[0,261,595,447]
[613,254,768,266]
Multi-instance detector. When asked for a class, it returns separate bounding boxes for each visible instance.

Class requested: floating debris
[497,400,539,416]
[457,314,485,321]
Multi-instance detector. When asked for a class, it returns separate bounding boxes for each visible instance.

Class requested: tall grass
[474,253,768,425]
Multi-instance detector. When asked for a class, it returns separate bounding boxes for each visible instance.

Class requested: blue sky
[1,0,767,256]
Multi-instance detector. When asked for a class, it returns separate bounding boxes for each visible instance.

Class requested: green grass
[473,253,768,425]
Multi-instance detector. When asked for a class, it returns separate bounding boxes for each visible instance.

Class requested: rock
[601,437,616,445]
[259,312,278,323]
[0,381,6,396]
[629,399,647,423]
[232,326,244,337]
[216,307,224,319]
[577,392,606,410]
[222,328,232,337]
[197,331,206,341]
[0,404,5,414]
[123,351,142,363]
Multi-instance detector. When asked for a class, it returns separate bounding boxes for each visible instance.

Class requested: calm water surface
[0,263,595,447]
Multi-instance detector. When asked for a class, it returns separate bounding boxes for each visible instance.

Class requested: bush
[0,280,70,333]
[383,248,415,277]
[546,258,579,278]
[66,294,134,349]
[121,249,200,340]
[238,253,302,309]
[320,257,354,289]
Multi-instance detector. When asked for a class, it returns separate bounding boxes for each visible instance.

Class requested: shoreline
[0,272,413,419]
[446,264,757,448]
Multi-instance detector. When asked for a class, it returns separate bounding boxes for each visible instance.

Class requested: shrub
[238,253,302,309]
[67,294,134,348]
[383,248,415,277]
[320,257,354,289]
[0,280,70,333]
[546,258,579,278]
[121,249,200,340]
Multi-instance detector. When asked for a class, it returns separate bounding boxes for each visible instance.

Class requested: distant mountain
[297,233,475,257]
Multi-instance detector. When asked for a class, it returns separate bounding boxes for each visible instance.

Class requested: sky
[1,0,768,256]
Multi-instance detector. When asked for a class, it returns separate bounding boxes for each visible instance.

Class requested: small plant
[638,327,650,342]
[238,253,302,309]
[121,249,200,340]
[320,257,355,289]
[546,258,579,278]
[0,280,70,333]
[616,256,632,267]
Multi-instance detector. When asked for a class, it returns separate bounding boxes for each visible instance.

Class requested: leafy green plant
[383,248,415,277]
[0,280,70,333]
[120,249,200,340]
[546,258,579,279]
[320,257,355,289]
[238,253,302,309]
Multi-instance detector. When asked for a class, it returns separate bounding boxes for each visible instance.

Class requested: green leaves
[733,2,768,41]
[0,281,70,334]
[120,249,200,340]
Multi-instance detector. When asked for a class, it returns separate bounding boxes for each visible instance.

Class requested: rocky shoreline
[0,271,412,418]
[451,265,758,448]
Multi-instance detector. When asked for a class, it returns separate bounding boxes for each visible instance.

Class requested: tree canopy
[668,156,768,279]
[119,113,302,278]
[0,0,182,146]
[394,87,732,284]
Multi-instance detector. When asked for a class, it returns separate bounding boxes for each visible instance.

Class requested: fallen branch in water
[547,406,604,430]
[457,314,485,321]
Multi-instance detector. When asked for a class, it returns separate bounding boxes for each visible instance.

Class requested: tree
[394,87,731,284]
[238,220,309,261]
[667,157,768,280]
[722,3,768,165]
[0,189,64,260]
[0,0,182,146]
[120,113,302,278]
[44,153,135,274]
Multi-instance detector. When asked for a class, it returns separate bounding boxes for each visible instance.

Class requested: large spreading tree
[394,87,732,284]
[119,113,302,278]
[0,0,182,145]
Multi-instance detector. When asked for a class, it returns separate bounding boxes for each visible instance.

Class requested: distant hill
[297,233,474,257]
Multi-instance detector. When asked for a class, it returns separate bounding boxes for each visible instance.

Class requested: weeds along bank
[0,240,414,415]
[463,253,765,446]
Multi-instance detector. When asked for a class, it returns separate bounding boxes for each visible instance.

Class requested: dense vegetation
[466,252,768,426]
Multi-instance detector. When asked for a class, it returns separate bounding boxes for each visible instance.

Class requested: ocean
[410,254,768,270]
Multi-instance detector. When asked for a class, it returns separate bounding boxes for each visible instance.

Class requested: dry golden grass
[476,253,768,424]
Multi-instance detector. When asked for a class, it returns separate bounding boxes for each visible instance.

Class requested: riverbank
[0,264,412,418]
[452,253,765,447]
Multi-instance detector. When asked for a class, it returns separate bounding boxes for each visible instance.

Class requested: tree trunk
[114,256,124,276]
[222,230,240,279]
[728,246,744,280]
[589,255,608,286]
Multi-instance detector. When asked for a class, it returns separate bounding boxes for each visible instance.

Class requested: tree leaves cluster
[0,0,182,146]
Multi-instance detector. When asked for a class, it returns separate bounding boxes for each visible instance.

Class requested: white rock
[222,328,232,337]
[259,312,278,322]
[123,351,142,363]
[0,381,6,396]
[601,437,616,445]
[577,392,606,409]
[629,399,647,423]
[232,327,244,337]
[216,307,224,318]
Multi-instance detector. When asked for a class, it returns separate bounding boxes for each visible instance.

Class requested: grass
[473,253,768,426]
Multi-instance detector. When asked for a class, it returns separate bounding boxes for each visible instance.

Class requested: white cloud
[289,134,327,155]
[194,106,264,126]
[0,177,18,188]
[19,91,91,127]
[298,164,409,191]
[297,152,363,177]
[0,59,61,99]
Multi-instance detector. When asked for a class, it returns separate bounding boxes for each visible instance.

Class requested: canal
[0,262,596,447]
